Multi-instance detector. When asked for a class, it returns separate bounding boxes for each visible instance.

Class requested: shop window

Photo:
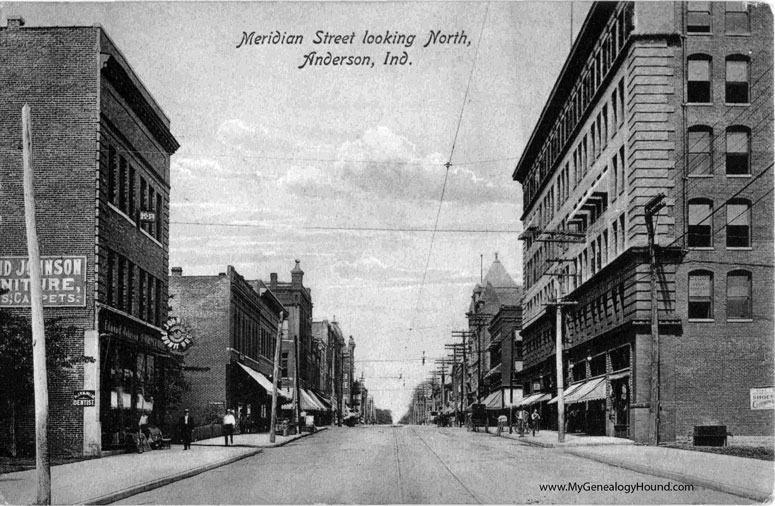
[688,199,713,248]
[688,55,712,103]
[572,361,586,381]
[726,56,750,103]
[726,127,750,175]
[687,1,711,33]
[725,2,750,34]
[688,126,713,175]
[590,354,606,377]
[727,270,752,319]
[726,199,751,248]
[688,270,714,320]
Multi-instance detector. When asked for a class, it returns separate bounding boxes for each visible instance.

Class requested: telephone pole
[293,334,301,433]
[645,193,666,446]
[269,312,284,443]
[23,105,51,505]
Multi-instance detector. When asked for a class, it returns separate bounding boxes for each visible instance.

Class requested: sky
[2,0,590,420]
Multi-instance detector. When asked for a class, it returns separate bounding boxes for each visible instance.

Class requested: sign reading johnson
[0,256,87,307]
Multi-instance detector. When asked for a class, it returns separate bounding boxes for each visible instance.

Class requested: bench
[693,425,731,446]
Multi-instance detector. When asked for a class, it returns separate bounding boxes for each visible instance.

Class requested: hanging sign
[162,317,193,351]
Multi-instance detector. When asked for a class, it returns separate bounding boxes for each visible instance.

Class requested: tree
[0,309,92,456]
[375,408,393,425]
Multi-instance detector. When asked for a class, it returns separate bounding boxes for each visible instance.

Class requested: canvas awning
[518,392,550,407]
[281,388,327,411]
[566,377,607,404]
[311,391,332,410]
[548,382,584,404]
[238,363,290,400]
[484,388,522,410]
[484,363,502,379]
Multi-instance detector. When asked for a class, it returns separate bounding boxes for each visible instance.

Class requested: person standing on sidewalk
[178,409,195,450]
[531,409,541,436]
[223,409,236,446]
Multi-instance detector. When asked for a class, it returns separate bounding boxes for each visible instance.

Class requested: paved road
[119,426,750,504]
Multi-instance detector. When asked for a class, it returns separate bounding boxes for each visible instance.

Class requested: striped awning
[238,363,291,400]
[281,388,328,411]
[548,382,584,405]
[566,377,607,404]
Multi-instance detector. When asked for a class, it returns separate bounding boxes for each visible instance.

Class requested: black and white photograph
[0,1,773,504]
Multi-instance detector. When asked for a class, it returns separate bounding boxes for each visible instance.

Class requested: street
[119,426,749,504]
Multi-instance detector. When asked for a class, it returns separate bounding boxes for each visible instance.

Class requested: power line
[170,220,521,234]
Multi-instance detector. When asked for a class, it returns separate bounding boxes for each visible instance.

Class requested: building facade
[514,2,773,442]
[169,266,286,433]
[0,18,178,457]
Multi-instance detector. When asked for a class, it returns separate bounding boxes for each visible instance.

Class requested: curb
[563,448,773,503]
[192,426,328,449]
[82,448,262,505]
[83,426,328,504]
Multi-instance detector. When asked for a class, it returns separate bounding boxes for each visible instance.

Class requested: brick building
[311,319,345,422]
[514,2,773,442]
[168,266,287,433]
[0,18,178,457]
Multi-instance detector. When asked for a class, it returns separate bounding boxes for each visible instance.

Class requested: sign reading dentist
[0,256,87,307]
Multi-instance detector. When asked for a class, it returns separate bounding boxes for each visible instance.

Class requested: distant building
[514,2,773,441]
[169,266,286,433]
[0,18,178,457]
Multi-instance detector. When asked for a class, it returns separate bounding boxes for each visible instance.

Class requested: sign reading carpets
[0,256,87,307]
[750,387,774,410]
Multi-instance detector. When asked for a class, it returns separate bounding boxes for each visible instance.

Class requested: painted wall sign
[0,256,87,307]
[750,387,774,410]
[73,390,96,407]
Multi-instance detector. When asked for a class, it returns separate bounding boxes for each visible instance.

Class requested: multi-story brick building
[514,2,773,442]
[311,318,346,422]
[168,266,287,433]
[0,17,178,457]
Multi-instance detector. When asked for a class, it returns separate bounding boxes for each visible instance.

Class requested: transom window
[688,270,714,320]
[688,199,713,248]
[726,199,751,248]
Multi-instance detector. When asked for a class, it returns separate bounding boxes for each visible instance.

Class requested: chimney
[270,272,278,290]
[7,16,25,29]
[171,267,183,277]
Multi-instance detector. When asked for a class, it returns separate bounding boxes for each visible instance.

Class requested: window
[687,1,711,33]
[725,2,750,34]
[726,56,749,103]
[618,145,626,195]
[155,193,163,241]
[618,78,625,126]
[726,199,751,248]
[726,127,750,175]
[688,126,713,175]
[611,155,618,198]
[106,250,116,306]
[688,199,713,247]
[688,56,712,103]
[611,90,618,133]
[688,270,714,319]
[107,146,117,205]
[126,261,134,316]
[727,270,752,319]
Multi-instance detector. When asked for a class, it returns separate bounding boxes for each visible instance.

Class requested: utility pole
[269,311,284,443]
[23,105,50,505]
[293,334,301,433]
[645,193,666,446]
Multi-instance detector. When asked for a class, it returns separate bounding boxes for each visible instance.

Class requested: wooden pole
[293,334,301,432]
[22,104,50,505]
[645,194,665,446]
[555,295,565,444]
[269,311,284,443]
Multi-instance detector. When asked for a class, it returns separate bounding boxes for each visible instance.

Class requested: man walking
[223,409,236,446]
[178,408,195,450]
[531,409,541,436]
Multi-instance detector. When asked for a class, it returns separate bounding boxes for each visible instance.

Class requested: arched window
[688,55,712,103]
[688,270,714,320]
[688,126,713,175]
[727,270,752,319]
[726,199,751,248]
[726,126,750,175]
[726,56,750,104]
[688,198,713,248]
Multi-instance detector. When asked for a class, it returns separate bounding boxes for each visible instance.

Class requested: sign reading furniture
[0,256,87,307]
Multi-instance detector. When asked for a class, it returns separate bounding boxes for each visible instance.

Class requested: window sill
[726,174,752,178]
[726,247,753,251]
[688,174,714,178]
[686,102,714,107]
[686,32,713,36]
[725,32,751,37]
[725,103,750,107]
[727,318,753,323]
[688,318,715,323]
[688,247,714,251]
[108,202,136,226]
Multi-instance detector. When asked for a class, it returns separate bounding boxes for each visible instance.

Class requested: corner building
[514,2,773,442]
[0,18,179,456]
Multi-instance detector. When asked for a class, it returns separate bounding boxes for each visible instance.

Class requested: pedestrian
[178,408,195,450]
[515,408,525,436]
[531,409,541,436]
[497,414,507,436]
[223,409,236,446]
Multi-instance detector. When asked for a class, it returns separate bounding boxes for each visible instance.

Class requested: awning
[566,377,607,404]
[484,363,502,379]
[548,382,584,404]
[238,363,290,400]
[310,391,332,410]
[281,388,328,411]
[482,390,501,409]
[518,392,545,407]
[484,388,522,410]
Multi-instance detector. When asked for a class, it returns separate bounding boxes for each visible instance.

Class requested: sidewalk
[0,428,324,505]
[486,429,772,502]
